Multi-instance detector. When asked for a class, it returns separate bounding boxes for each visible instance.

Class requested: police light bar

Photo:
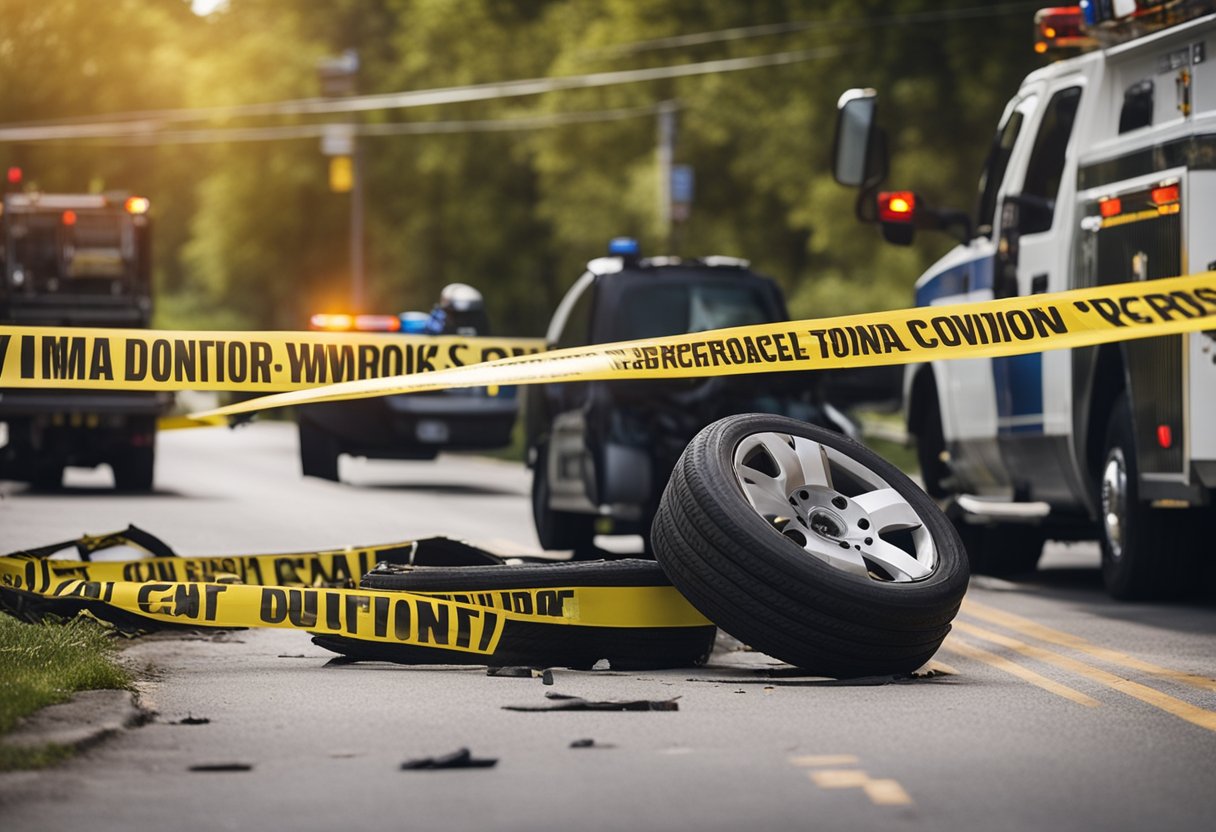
[124,196,150,215]
[1034,7,1097,53]
[309,313,403,332]
[877,191,916,224]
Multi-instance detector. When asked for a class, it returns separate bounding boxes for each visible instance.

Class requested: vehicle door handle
[1030,273,1048,294]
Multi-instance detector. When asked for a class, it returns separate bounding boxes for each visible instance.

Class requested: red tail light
[878,191,916,224]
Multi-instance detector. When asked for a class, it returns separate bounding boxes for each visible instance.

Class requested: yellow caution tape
[184,272,1216,420]
[2,275,1213,420]
[0,328,543,392]
[0,534,711,659]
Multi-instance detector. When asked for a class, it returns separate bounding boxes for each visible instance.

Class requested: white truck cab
[833,2,1216,599]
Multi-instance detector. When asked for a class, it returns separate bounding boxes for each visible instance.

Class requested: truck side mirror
[833,88,886,187]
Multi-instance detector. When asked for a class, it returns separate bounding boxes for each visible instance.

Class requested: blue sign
[671,165,695,204]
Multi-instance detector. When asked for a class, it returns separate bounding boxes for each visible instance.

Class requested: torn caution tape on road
[181,272,1216,420]
[0,527,716,670]
[0,328,543,392]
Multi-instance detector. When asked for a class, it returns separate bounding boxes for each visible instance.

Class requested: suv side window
[552,277,595,349]
[975,95,1035,238]
[1019,86,1083,234]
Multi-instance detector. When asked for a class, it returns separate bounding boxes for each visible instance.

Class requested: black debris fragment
[570,738,616,749]
[171,715,211,725]
[541,669,555,686]
[486,666,536,678]
[277,654,309,659]
[189,763,252,772]
[400,748,498,770]
[504,693,680,712]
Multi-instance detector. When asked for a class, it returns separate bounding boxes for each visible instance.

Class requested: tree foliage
[0,0,1044,333]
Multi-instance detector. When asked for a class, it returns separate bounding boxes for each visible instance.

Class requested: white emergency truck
[832,1,1216,599]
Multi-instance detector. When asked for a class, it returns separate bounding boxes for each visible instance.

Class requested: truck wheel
[912,383,951,499]
[531,443,595,552]
[112,447,155,492]
[1098,395,1195,600]
[30,462,65,492]
[299,418,341,481]
[652,414,969,678]
[954,522,1044,577]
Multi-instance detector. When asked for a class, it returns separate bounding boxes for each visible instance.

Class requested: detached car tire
[652,414,969,678]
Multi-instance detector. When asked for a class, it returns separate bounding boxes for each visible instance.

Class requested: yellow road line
[955,621,1216,733]
[789,754,861,767]
[962,599,1216,693]
[864,779,914,807]
[807,769,914,807]
[941,636,1101,707]
[811,770,872,789]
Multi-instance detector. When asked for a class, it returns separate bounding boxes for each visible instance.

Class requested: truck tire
[112,446,155,492]
[912,381,951,499]
[1098,395,1196,600]
[652,414,969,679]
[531,442,595,553]
[299,418,341,481]
[30,462,65,492]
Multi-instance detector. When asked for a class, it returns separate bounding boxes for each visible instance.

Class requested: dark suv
[523,241,851,555]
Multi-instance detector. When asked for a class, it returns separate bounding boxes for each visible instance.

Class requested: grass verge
[0,614,131,771]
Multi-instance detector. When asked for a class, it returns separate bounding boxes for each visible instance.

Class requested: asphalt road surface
[2,423,1214,832]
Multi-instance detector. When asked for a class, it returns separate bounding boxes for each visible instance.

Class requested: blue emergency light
[399,311,430,334]
[608,237,640,256]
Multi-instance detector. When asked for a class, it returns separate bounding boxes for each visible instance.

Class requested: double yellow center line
[943,599,1216,732]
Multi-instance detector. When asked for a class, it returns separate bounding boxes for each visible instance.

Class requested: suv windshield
[611,280,772,341]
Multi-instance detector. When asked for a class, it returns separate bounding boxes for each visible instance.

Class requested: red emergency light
[1150,184,1179,206]
[1099,197,1122,218]
[353,314,401,332]
[61,210,77,226]
[1034,6,1096,53]
[878,191,916,224]
[6,166,21,185]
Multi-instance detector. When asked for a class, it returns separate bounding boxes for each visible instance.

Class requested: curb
[1,689,150,753]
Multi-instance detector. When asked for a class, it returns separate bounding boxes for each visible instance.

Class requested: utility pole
[656,100,678,251]
[316,50,364,312]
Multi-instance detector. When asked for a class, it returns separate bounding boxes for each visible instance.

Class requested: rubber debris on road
[400,748,498,770]
[503,693,680,712]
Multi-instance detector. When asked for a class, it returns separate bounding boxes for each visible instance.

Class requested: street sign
[671,164,694,204]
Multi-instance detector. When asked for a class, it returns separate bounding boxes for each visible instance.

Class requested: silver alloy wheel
[1101,447,1127,562]
[731,431,937,582]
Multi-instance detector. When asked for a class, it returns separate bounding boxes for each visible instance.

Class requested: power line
[591,2,1042,57]
[88,104,663,146]
[0,47,838,143]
